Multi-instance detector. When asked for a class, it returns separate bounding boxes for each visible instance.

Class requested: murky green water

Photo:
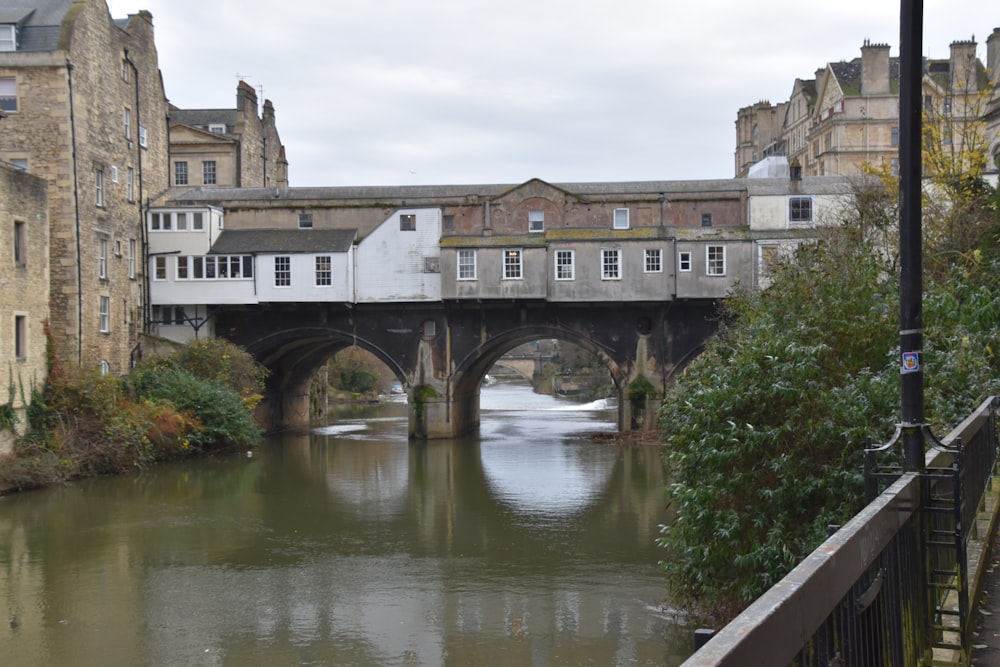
[0,383,693,666]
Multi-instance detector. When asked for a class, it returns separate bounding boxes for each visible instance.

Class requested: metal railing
[682,396,999,667]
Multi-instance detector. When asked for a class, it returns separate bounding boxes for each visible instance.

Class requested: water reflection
[0,383,693,666]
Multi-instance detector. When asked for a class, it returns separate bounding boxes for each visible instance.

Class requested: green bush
[133,367,260,451]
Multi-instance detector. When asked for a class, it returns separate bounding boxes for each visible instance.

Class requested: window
[315,256,332,286]
[110,165,118,183]
[128,239,136,279]
[400,214,416,231]
[154,256,166,280]
[891,127,899,146]
[174,161,188,186]
[528,210,544,232]
[176,256,189,280]
[679,251,692,272]
[14,315,26,360]
[298,213,313,229]
[0,25,15,51]
[188,255,252,280]
[99,296,110,333]
[124,107,131,139]
[443,215,455,232]
[202,161,216,185]
[274,256,291,287]
[95,169,104,207]
[503,249,522,280]
[613,208,629,230]
[707,245,726,276]
[701,213,713,227]
[602,248,621,280]
[789,197,813,223]
[127,167,135,202]
[138,126,147,148]
[0,77,16,112]
[457,249,477,280]
[98,237,108,279]
[644,248,662,273]
[121,58,129,82]
[9,158,26,171]
[555,250,574,280]
[943,97,952,115]
[208,123,226,134]
[14,220,25,266]
[115,239,122,257]
[191,212,204,230]
[99,360,110,375]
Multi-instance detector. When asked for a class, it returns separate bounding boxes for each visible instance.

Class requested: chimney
[236,80,258,114]
[861,40,891,95]
[988,28,1000,88]
[949,39,979,92]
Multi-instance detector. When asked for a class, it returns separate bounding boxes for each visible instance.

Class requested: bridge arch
[230,325,409,429]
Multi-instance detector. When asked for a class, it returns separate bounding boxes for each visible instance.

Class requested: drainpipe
[124,49,148,337]
[66,59,83,364]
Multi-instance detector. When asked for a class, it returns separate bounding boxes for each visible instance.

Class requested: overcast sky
[107,0,996,187]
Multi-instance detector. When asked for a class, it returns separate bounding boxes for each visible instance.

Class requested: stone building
[0,0,170,374]
[736,33,1000,178]
[168,81,288,191]
[0,162,49,448]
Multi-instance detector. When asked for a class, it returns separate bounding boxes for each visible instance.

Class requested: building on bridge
[144,174,855,437]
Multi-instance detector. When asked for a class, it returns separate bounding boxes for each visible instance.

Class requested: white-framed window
[14,315,27,360]
[400,214,416,231]
[202,161,217,185]
[153,256,167,280]
[98,237,108,279]
[95,169,104,207]
[602,248,621,280]
[13,220,25,266]
[679,251,692,272]
[128,239,136,279]
[176,255,189,279]
[613,208,629,230]
[457,249,477,280]
[208,123,226,134]
[0,77,16,112]
[706,245,726,276]
[503,249,522,280]
[99,296,110,333]
[178,255,252,280]
[555,249,574,280]
[121,58,129,82]
[298,213,313,229]
[644,248,662,273]
[127,167,135,202]
[529,210,544,232]
[0,25,16,52]
[192,212,204,230]
[174,161,188,186]
[315,256,332,286]
[110,165,119,183]
[789,197,813,223]
[124,107,131,139]
[99,360,110,375]
[274,256,291,287]
[138,126,148,148]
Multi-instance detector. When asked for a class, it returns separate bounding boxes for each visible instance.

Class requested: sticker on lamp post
[901,351,920,374]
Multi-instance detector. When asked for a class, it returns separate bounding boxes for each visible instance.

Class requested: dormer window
[208,123,226,134]
[0,25,15,52]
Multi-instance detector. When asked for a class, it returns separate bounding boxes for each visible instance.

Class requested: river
[0,381,694,666]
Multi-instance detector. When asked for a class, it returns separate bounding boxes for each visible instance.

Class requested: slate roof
[3,0,71,52]
[210,228,357,254]
[171,109,239,132]
[830,57,902,95]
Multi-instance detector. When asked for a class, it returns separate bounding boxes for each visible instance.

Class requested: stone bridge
[215,299,719,439]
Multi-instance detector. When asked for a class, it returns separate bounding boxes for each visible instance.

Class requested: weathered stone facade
[0,0,169,374]
[168,81,288,191]
[736,34,1000,178]
[0,162,49,450]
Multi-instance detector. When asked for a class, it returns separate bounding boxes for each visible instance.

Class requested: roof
[170,109,239,130]
[210,228,357,254]
[3,0,71,52]
[830,58,902,96]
